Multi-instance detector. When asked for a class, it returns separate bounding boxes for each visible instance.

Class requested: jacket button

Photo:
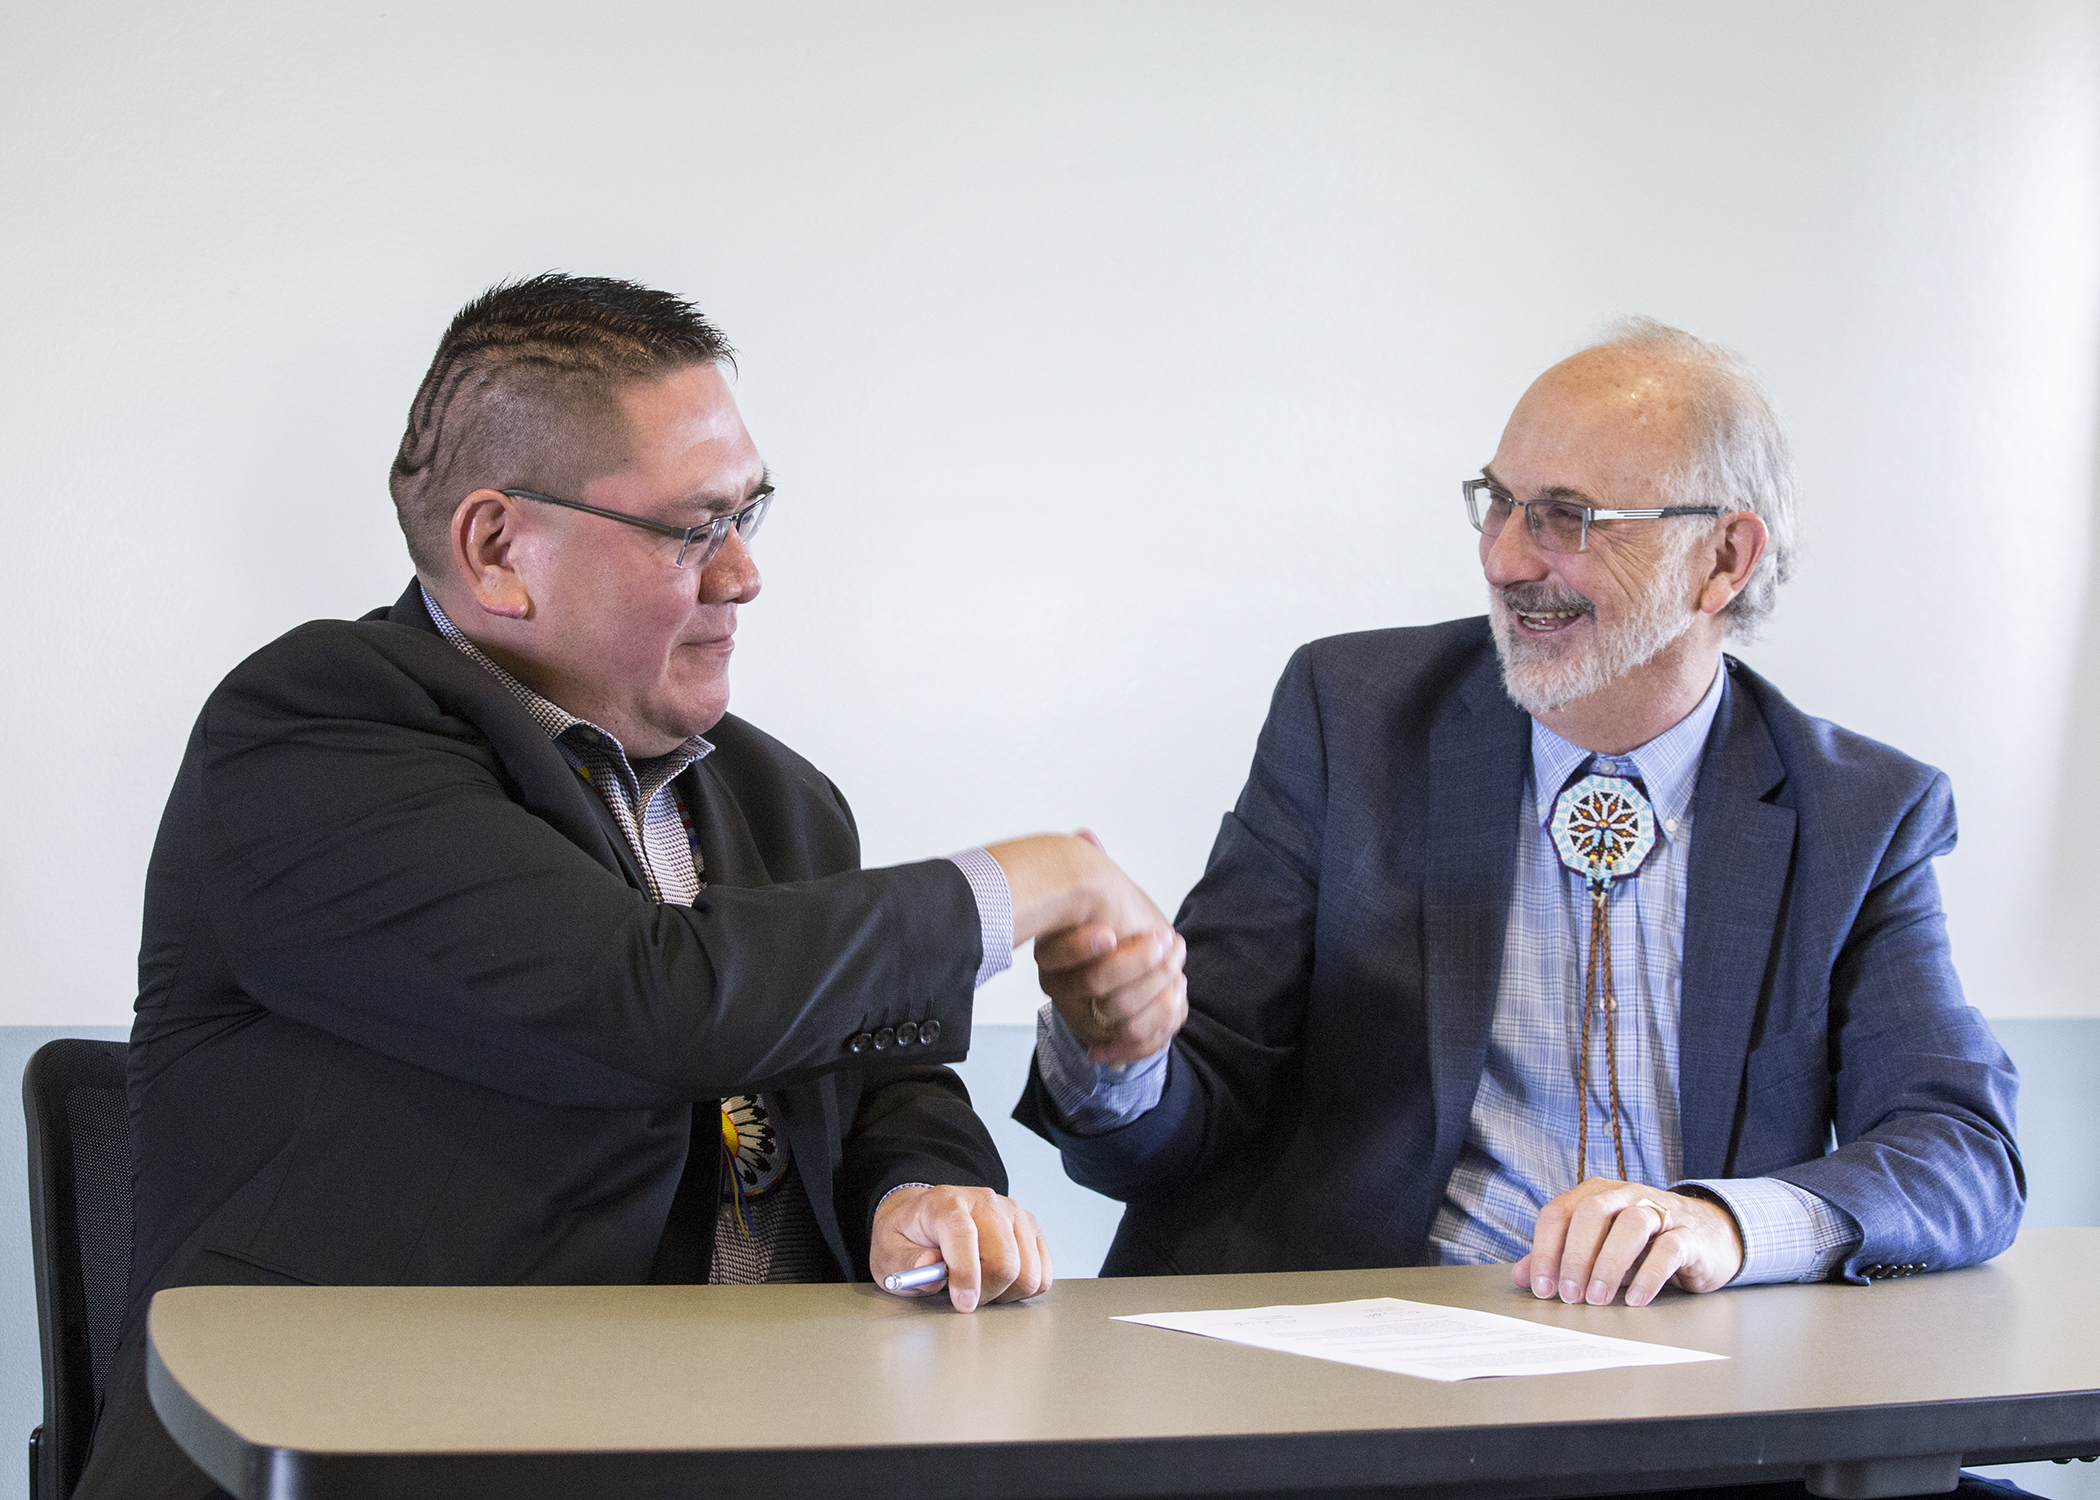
[895,1022,918,1046]
[874,1027,895,1051]
[849,1032,873,1054]
[919,1018,941,1045]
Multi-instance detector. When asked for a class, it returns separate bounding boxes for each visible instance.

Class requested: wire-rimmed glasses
[1463,476,1719,554]
[502,486,773,570]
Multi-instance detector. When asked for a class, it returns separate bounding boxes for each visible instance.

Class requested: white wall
[2,0,2096,1027]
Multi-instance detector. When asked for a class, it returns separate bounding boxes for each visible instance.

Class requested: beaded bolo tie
[1549,769,1658,1185]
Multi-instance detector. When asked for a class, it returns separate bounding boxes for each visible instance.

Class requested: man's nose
[700,528,762,605]
[1481,509,1549,588]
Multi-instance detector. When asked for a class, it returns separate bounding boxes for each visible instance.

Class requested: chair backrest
[23,1039,132,1500]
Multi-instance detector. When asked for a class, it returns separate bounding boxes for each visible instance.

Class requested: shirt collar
[1528,659,1727,832]
[418,585,713,773]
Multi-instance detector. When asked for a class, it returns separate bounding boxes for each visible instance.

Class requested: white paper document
[1114,1298,1728,1382]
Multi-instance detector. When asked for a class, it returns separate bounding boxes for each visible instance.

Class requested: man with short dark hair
[1022,321,2021,1319]
[82,275,1185,1500]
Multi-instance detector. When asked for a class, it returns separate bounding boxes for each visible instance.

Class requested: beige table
[147,1226,2100,1500]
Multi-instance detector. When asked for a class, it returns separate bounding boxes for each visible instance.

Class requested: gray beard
[1489,568,1698,716]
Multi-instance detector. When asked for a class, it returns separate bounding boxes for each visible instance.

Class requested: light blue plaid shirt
[1039,663,1857,1284]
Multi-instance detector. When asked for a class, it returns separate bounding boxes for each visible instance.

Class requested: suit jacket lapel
[1423,662,1529,1160]
[1678,667,1796,1180]
[381,581,648,891]
[683,754,770,889]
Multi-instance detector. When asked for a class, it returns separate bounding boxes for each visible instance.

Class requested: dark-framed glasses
[1462,476,1720,555]
[502,485,773,570]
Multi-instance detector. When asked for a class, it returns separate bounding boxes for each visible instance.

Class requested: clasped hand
[1035,921,1187,1065]
[1513,1179,1744,1307]
[994,828,1187,1066]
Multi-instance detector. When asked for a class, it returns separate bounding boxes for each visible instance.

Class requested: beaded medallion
[1550,774,1656,888]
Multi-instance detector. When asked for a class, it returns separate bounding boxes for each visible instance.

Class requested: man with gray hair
[1018,320,2022,1311]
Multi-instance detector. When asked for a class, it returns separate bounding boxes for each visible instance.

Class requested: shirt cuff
[945,848,1014,989]
[877,1181,934,1212]
[1033,1002,1170,1135]
[1677,1177,1860,1285]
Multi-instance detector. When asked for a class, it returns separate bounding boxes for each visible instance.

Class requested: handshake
[986,832,1189,1065]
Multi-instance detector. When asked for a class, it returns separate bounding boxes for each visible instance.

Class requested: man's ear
[449,489,534,620]
[1697,512,1770,617]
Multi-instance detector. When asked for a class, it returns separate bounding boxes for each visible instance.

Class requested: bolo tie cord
[1575,881,1629,1185]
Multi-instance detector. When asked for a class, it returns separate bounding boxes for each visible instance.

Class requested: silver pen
[883,1260,949,1292]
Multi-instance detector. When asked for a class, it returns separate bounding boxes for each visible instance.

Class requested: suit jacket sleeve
[159,618,983,1112]
[1761,770,2024,1277]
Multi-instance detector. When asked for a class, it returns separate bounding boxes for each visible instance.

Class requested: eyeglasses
[502,485,773,570]
[1463,476,1720,555]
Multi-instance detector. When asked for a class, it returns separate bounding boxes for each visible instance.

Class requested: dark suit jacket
[83,583,1002,1500]
[1019,618,2022,1283]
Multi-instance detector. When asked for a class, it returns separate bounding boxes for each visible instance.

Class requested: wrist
[1673,1186,1747,1283]
[873,1181,933,1226]
[986,834,1097,943]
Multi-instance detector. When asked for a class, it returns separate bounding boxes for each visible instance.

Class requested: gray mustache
[1497,587,1594,616]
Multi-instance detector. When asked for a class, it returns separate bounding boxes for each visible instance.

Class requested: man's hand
[871,1185,1052,1313]
[1513,1180,1744,1307]
[1035,924,1187,1065]
[987,831,1186,1064]
[986,831,1168,943]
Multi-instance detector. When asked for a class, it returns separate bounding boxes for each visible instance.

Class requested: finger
[971,1204,1023,1306]
[1046,931,1177,1007]
[1554,1188,1625,1303]
[1584,1203,1662,1305]
[1037,1218,1055,1294]
[1035,925,1119,974]
[1083,951,1181,1029]
[989,1208,1043,1303]
[1527,1193,1577,1299]
[1087,970,1188,1064]
[934,1205,983,1313]
[1625,1226,1691,1307]
[1511,1252,1534,1291]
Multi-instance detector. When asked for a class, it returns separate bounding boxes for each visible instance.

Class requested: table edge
[146,1372,2100,1500]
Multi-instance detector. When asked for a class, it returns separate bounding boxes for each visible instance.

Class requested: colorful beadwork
[1550,774,1656,887]
[721,1094,789,1237]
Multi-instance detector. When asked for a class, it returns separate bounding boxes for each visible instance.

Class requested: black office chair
[24,1040,132,1500]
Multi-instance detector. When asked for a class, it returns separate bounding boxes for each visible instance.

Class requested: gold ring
[1632,1196,1673,1234]
[1089,998,1110,1028]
